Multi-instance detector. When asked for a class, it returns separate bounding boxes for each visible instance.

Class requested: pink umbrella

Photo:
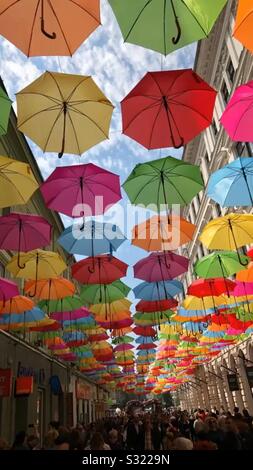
[0,213,52,268]
[50,307,90,322]
[134,251,189,282]
[114,343,134,352]
[221,80,253,141]
[233,281,253,296]
[98,318,133,329]
[40,163,121,218]
[0,278,19,303]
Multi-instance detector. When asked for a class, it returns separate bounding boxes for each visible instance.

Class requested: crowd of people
[0,406,253,450]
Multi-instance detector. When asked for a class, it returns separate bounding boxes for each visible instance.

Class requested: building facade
[179,0,253,413]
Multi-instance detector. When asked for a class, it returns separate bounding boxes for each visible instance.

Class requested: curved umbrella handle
[171,134,184,149]
[41,0,56,39]
[172,15,181,44]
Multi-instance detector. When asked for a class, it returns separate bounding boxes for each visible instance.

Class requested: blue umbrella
[133,280,183,301]
[183,321,208,333]
[58,220,126,256]
[0,307,45,327]
[207,157,253,207]
[135,336,155,344]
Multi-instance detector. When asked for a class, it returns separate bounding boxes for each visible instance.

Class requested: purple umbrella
[0,212,52,268]
[134,251,189,282]
[50,307,91,322]
[40,163,122,219]
[221,80,253,142]
[0,277,19,304]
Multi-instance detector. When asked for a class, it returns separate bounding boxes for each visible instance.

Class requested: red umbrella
[137,343,156,350]
[136,298,178,312]
[72,255,128,284]
[188,278,235,297]
[247,247,253,259]
[133,326,156,337]
[134,251,188,282]
[121,69,217,149]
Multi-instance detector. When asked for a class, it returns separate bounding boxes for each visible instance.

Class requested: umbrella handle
[171,1,181,44]
[171,134,184,149]
[41,0,56,39]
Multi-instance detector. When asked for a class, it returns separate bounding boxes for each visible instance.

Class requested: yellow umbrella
[17,71,114,158]
[0,155,38,208]
[182,295,227,311]
[7,249,66,280]
[89,299,131,316]
[199,213,253,257]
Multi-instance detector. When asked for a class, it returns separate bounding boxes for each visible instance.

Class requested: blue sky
[0,0,196,300]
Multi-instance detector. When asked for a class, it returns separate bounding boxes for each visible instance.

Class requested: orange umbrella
[0,1,101,57]
[132,214,195,251]
[233,1,253,54]
[236,262,253,282]
[24,277,75,300]
[0,295,34,314]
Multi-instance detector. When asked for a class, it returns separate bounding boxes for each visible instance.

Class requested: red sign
[76,381,92,400]
[15,376,33,395]
[0,369,12,397]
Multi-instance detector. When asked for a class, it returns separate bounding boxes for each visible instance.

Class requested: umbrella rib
[229,100,253,139]
[233,10,253,34]
[168,98,214,123]
[69,0,101,24]
[122,101,160,132]
[126,175,159,203]
[1,172,33,202]
[69,107,109,138]
[162,174,188,204]
[66,77,91,103]
[181,0,209,36]
[0,0,20,15]
[48,0,72,55]
[148,101,164,148]
[66,110,82,155]
[28,0,40,57]
[123,0,154,42]
[17,91,62,105]
[47,72,65,101]
[42,107,64,152]
[18,104,61,128]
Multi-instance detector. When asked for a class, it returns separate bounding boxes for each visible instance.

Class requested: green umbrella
[112,335,133,345]
[194,251,249,279]
[0,87,12,135]
[38,295,84,314]
[80,280,130,304]
[109,0,227,55]
[123,156,203,209]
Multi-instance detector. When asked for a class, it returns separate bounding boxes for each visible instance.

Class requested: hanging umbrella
[233,1,253,54]
[0,0,101,57]
[40,162,121,218]
[63,331,87,348]
[199,213,253,264]
[0,155,38,209]
[50,307,90,322]
[133,279,183,300]
[109,0,227,55]
[121,70,217,149]
[6,249,66,281]
[38,295,83,314]
[221,81,253,142]
[89,298,131,316]
[132,214,195,251]
[0,213,52,269]
[111,335,133,344]
[195,251,249,279]
[0,295,34,314]
[182,295,227,311]
[88,328,109,342]
[17,71,114,158]
[207,157,253,206]
[0,307,46,329]
[133,326,156,337]
[114,343,134,353]
[81,280,130,304]
[24,277,75,300]
[0,278,19,303]
[0,86,12,135]
[136,298,178,312]
[123,156,203,211]
[72,255,128,284]
[58,221,125,256]
[134,251,189,282]
[188,278,235,298]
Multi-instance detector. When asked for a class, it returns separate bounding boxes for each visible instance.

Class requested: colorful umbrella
[0,213,52,269]
[0,0,101,57]
[7,249,66,281]
[0,278,19,303]
[90,299,131,316]
[40,162,121,218]
[17,71,114,157]
[80,280,130,304]
[199,213,253,263]
[133,279,183,300]
[233,1,253,54]
[72,255,128,284]
[207,157,253,206]
[50,307,90,322]
[188,278,235,298]
[0,295,34,314]
[221,80,253,142]
[132,214,195,251]
[136,298,178,312]
[0,155,38,209]
[109,0,226,55]
[38,295,83,314]
[24,277,75,300]
[0,86,12,135]
[195,251,249,279]
[121,70,217,149]
[58,221,125,256]
[134,251,189,282]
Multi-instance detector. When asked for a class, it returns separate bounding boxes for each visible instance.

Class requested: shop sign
[49,375,63,395]
[15,376,33,395]
[246,366,253,387]
[76,381,92,400]
[227,373,240,391]
[17,361,45,386]
[0,368,12,397]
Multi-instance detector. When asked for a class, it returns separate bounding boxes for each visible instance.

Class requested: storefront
[76,380,94,424]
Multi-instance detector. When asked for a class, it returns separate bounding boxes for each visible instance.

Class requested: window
[196,192,202,206]
[221,81,229,104]
[227,59,235,83]
[235,142,253,157]
[212,119,218,136]
[198,244,205,259]
[215,203,222,217]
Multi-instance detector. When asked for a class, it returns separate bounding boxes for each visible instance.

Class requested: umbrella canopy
[90,299,131,316]
[0,86,12,135]
[40,162,121,218]
[0,278,19,303]
[188,278,235,298]
[38,295,83,313]
[221,81,253,142]
[199,213,253,263]
[133,326,156,337]
[109,0,227,55]
[194,251,249,279]
[17,71,114,157]
[24,277,75,300]
[58,221,125,256]
[0,155,38,209]
[81,280,130,304]
[0,0,100,57]
[236,264,253,283]
[7,249,66,281]
[207,157,253,206]
[0,295,34,314]
[72,255,128,284]
[134,251,189,282]
[121,70,217,149]
[123,156,203,209]
[50,307,90,322]
[136,298,178,312]
[0,307,46,328]
[233,1,253,54]
[133,280,183,300]
[132,214,195,251]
